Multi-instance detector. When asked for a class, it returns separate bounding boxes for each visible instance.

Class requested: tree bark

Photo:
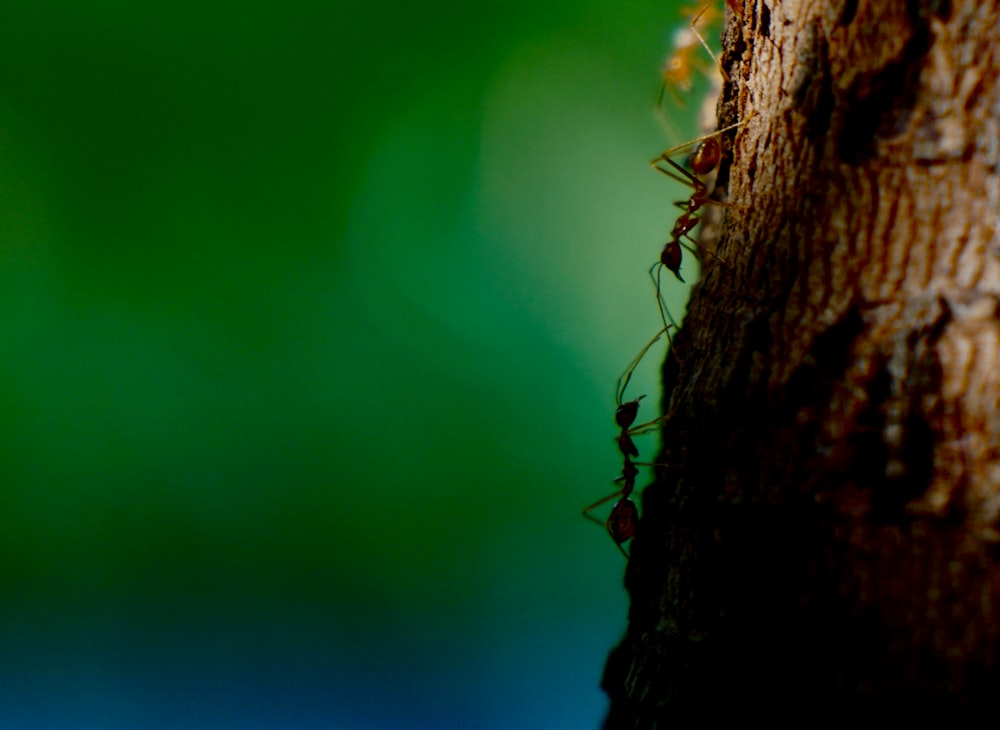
[602,0,1000,723]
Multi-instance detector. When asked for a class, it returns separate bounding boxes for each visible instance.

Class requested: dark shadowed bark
[602,0,1000,724]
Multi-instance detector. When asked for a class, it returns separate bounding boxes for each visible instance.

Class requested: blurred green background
[0,1,715,727]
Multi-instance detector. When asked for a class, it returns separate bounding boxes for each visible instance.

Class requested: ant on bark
[658,1,726,111]
[648,118,749,330]
[585,326,672,558]
[657,0,744,113]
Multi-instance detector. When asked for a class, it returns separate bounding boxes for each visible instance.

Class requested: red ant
[648,119,750,330]
[585,326,672,558]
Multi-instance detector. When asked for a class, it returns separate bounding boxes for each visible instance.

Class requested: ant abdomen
[608,499,639,544]
[688,138,721,175]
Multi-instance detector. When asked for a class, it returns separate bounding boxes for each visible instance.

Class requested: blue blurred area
[0,0,712,727]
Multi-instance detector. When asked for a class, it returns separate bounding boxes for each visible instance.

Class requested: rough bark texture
[603,0,1000,724]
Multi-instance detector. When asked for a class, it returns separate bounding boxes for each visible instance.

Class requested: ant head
[608,498,639,544]
[660,242,685,282]
[615,395,645,428]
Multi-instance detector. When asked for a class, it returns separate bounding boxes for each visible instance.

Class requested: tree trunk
[602,0,1000,723]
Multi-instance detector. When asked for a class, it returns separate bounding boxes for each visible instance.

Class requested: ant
[585,326,672,558]
[658,2,724,112]
[648,118,750,330]
[657,0,745,113]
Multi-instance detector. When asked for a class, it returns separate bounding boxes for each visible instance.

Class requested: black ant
[585,326,671,558]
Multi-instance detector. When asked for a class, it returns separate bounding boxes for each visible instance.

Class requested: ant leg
[649,263,683,333]
[627,415,670,437]
[616,326,671,407]
[684,1,731,83]
[681,236,729,267]
[652,153,703,189]
[654,84,687,144]
[650,118,749,172]
[656,75,689,111]
[680,0,725,31]
[673,198,741,215]
[583,490,622,526]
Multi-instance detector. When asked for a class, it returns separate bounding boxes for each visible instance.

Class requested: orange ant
[657,1,740,112]
[585,326,672,558]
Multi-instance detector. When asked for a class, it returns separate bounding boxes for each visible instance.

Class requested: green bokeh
[0,0,718,725]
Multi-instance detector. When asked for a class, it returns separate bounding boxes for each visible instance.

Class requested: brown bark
[603,0,1000,723]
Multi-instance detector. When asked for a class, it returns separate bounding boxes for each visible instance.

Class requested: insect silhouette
[585,326,672,557]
